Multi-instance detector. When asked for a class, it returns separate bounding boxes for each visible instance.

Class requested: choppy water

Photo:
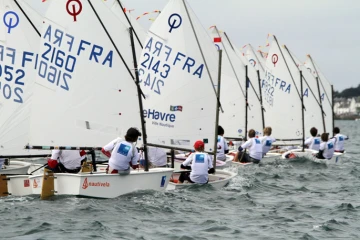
[1,120,359,240]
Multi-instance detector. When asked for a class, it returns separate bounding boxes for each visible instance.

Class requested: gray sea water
[1,120,359,240]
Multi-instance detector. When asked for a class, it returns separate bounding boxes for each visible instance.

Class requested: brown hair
[321,133,329,142]
[248,129,256,138]
[310,127,318,137]
[263,127,272,136]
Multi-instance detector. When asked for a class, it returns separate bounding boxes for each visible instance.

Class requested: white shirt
[304,136,321,151]
[216,135,229,161]
[148,147,167,166]
[319,140,335,159]
[333,134,348,151]
[182,152,213,184]
[103,139,139,171]
[241,137,263,160]
[51,150,85,170]
[259,136,276,155]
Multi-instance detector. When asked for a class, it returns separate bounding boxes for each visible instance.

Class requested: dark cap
[125,127,141,142]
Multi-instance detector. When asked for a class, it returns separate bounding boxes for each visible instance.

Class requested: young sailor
[332,127,349,153]
[179,140,214,184]
[233,129,263,164]
[216,125,229,161]
[315,133,334,160]
[101,127,141,175]
[259,127,276,157]
[304,127,321,151]
[47,150,87,173]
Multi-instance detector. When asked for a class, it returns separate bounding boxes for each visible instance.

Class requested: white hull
[227,151,255,166]
[0,161,31,175]
[281,149,345,164]
[167,170,237,190]
[230,161,253,167]
[7,168,174,198]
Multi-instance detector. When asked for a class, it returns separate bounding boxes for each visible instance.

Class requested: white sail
[284,48,324,135]
[209,29,264,138]
[102,0,147,46]
[209,28,246,139]
[15,0,51,34]
[263,38,303,141]
[0,0,48,156]
[25,0,142,148]
[233,41,264,136]
[304,55,333,133]
[246,44,265,73]
[139,0,219,152]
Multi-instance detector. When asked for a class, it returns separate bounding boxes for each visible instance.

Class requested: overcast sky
[122,0,360,92]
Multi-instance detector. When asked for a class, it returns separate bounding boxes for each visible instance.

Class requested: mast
[87,0,135,80]
[257,70,265,129]
[129,27,149,172]
[283,45,324,132]
[245,65,248,139]
[273,37,302,142]
[308,55,332,106]
[213,50,222,172]
[316,76,326,133]
[115,0,143,48]
[331,85,335,136]
[219,31,245,97]
[300,70,305,151]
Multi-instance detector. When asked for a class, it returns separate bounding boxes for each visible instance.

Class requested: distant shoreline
[335,115,360,120]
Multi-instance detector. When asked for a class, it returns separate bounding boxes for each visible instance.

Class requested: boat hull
[281,148,345,164]
[173,154,233,170]
[0,161,31,175]
[7,168,174,198]
[167,170,237,190]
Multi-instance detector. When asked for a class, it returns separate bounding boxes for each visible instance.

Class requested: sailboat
[3,0,174,198]
[261,38,342,163]
[137,0,236,189]
[209,29,272,164]
[0,0,53,176]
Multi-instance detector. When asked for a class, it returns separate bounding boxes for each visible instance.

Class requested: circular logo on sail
[168,13,182,33]
[272,54,278,67]
[249,59,256,67]
[66,0,83,22]
[3,11,19,34]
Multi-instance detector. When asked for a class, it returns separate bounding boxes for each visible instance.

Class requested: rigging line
[14,0,41,37]
[274,36,301,101]
[220,31,245,97]
[308,55,332,106]
[115,0,143,49]
[247,79,261,102]
[249,44,265,72]
[224,33,261,102]
[284,46,322,108]
[182,0,223,113]
[87,0,135,81]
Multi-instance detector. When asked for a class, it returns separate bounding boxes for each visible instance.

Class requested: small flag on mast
[214,37,221,43]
